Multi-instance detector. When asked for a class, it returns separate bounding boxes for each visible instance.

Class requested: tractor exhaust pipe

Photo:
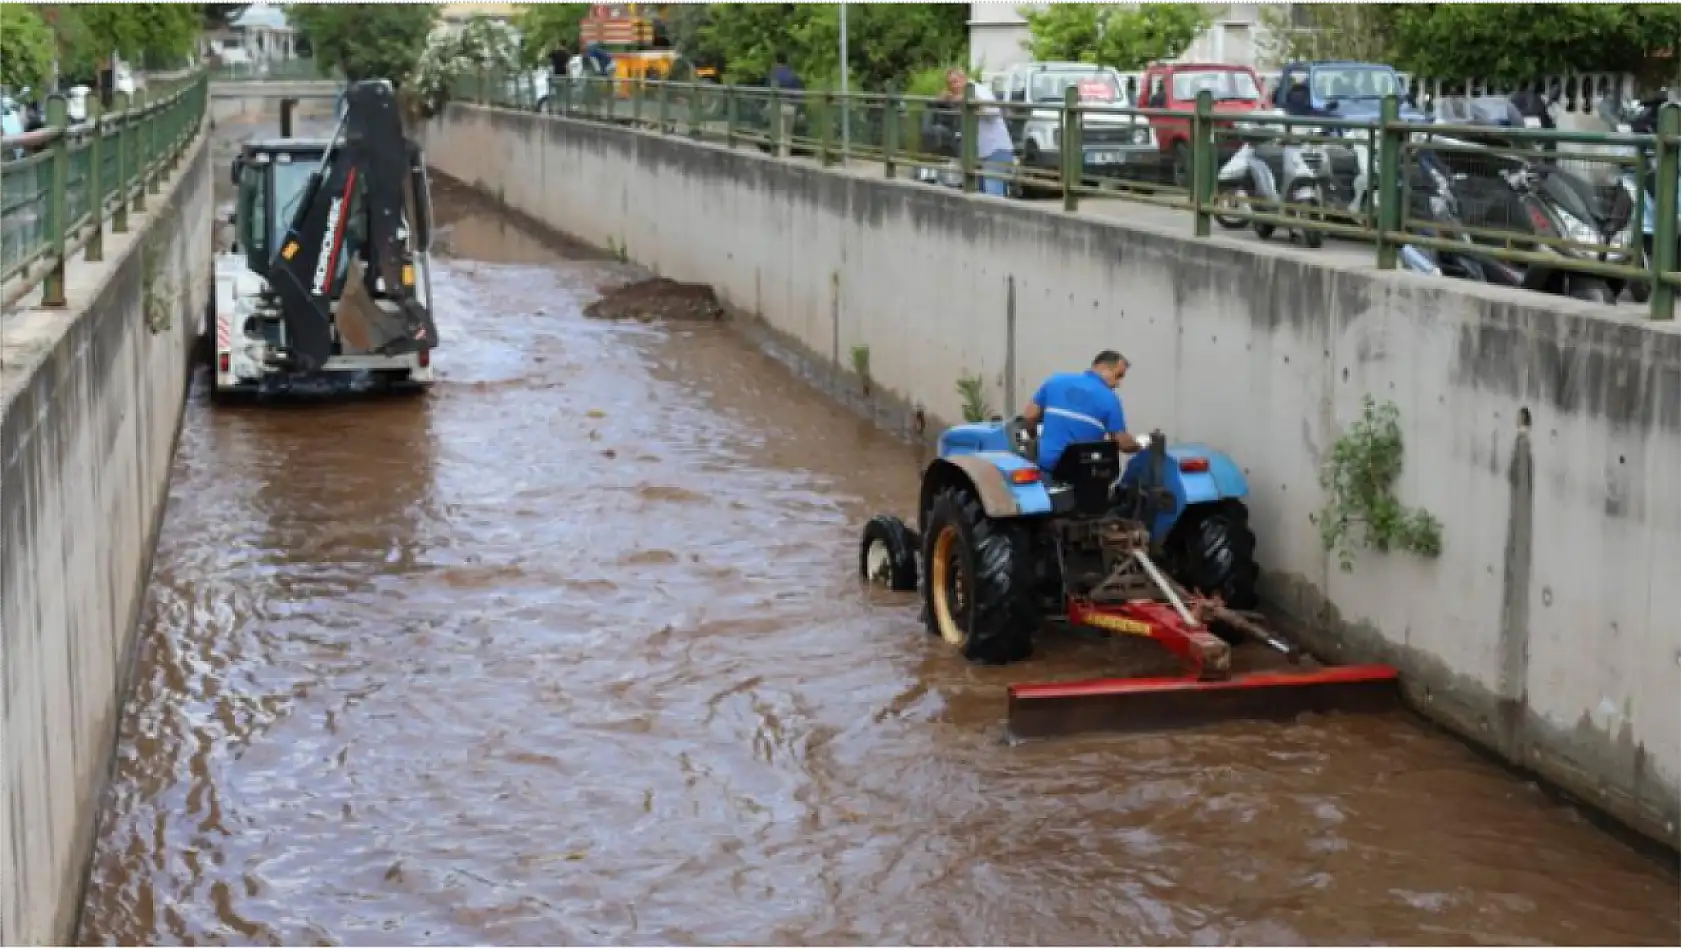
[280,97,299,137]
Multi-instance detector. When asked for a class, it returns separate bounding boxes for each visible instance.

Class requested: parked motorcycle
[1429,96,1627,303]
[1603,94,1678,304]
[1215,120,1335,247]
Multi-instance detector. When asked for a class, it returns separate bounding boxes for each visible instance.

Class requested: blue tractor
[860,417,1260,665]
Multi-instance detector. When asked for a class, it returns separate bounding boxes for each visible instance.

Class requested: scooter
[1215,127,1334,248]
[1430,96,1624,303]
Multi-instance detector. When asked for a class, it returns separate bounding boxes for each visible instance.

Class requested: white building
[969,2,1295,77]
[204,3,300,64]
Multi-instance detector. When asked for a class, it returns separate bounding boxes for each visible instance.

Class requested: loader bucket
[1006,663,1402,740]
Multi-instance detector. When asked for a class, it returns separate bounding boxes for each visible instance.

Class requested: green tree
[1390,3,1681,85]
[689,3,966,88]
[1022,3,1209,70]
[289,3,439,85]
[1,5,55,92]
[36,4,202,78]
[1255,4,1400,67]
[513,3,588,66]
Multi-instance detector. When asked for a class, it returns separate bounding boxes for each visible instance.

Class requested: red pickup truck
[1138,62,1266,187]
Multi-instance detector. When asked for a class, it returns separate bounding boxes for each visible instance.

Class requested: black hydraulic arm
[267,80,438,372]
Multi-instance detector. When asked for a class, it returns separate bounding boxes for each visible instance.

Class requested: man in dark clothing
[767,54,803,91]
[548,46,570,77]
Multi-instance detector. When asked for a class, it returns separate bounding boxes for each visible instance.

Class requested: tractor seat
[1049,440,1121,516]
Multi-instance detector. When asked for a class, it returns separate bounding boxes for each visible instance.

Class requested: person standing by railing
[767,52,803,158]
[940,67,1013,197]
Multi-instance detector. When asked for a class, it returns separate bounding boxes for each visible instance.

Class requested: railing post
[724,83,737,149]
[884,83,899,179]
[86,98,105,262]
[688,81,702,138]
[132,90,149,213]
[658,78,670,132]
[1652,103,1679,322]
[770,87,785,157]
[1062,85,1081,212]
[634,75,645,129]
[1375,95,1402,271]
[112,91,130,233]
[148,89,164,195]
[1192,90,1213,237]
[818,89,834,167]
[960,82,977,194]
[476,67,487,105]
[42,96,70,308]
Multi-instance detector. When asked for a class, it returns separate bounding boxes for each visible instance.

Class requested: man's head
[1091,350,1129,389]
[945,67,970,98]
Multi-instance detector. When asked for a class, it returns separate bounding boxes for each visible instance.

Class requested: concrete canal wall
[416,102,1681,850]
[1,136,213,944]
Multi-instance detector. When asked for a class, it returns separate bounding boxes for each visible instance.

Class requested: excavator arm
[267,80,439,373]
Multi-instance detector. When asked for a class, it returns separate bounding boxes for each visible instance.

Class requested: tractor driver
[1020,350,1152,474]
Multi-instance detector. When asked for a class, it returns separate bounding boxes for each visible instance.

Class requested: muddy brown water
[77,177,1677,946]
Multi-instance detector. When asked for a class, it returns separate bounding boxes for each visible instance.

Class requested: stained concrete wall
[0,135,212,944]
[416,103,1681,850]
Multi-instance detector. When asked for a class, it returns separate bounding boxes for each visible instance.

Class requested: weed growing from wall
[851,344,871,395]
[141,206,179,335]
[1317,395,1444,571]
[956,374,993,423]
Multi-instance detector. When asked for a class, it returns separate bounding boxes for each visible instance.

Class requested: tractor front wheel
[922,486,1039,665]
[860,515,919,592]
[1167,500,1260,642]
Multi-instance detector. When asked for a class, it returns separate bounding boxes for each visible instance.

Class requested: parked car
[1138,62,1266,187]
[1268,60,1429,122]
[992,61,1156,195]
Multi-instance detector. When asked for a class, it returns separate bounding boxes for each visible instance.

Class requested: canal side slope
[1,136,213,944]
[415,102,1680,851]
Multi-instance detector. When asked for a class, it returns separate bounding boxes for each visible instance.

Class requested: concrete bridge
[2,88,1677,945]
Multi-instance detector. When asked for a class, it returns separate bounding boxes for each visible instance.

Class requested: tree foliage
[1,6,56,92]
[1389,3,1680,84]
[1022,3,1209,71]
[289,3,439,85]
[1256,3,1678,87]
[512,3,589,66]
[35,4,202,78]
[1255,4,1400,67]
[673,3,967,89]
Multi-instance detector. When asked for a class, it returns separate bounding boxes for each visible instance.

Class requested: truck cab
[1138,62,1265,187]
[993,61,1157,192]
[214,137,437,395]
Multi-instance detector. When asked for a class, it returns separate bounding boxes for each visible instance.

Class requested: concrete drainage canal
[75,177,1679,945]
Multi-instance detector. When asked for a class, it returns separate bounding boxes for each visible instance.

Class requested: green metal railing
[455,72,1682,321]
[1,72,209,311]
[210,57,336,82]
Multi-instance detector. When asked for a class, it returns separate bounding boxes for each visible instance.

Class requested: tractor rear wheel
[1168,500,1260,639]
[860,515,920,592]
[922,486,1039,665]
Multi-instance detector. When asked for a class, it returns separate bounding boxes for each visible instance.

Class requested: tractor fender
[919,453,1053,531]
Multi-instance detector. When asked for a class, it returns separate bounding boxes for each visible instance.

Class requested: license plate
[1089,151,1123,165]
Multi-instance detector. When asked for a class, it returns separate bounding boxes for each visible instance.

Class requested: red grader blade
[1005,555,1402,740]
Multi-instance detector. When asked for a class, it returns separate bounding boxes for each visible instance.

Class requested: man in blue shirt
[1021,350,1150,473]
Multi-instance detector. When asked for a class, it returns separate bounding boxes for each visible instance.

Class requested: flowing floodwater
[77,178,1677,946]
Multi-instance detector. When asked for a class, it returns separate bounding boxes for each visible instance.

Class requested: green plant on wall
[850,344,872,395]
[1317,395,1443,571]
[141,226,174,334]
[955,373,993,423]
